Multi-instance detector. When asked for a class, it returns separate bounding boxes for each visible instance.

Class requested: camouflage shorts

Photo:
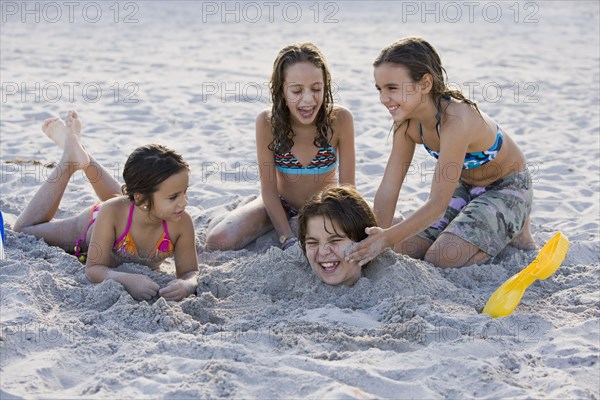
[417,170,533,256]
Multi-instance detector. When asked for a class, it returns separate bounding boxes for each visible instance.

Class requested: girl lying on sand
[14,110,198,301]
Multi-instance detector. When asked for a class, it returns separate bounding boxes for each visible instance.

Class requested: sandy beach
[1,1,599,398]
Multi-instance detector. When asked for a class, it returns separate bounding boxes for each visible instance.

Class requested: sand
[1,1,599,398]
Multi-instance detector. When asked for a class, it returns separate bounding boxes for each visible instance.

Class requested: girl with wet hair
[347,37,536,269]
[206,42,356,251]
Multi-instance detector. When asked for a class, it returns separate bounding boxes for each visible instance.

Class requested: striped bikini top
[274,143,337,175]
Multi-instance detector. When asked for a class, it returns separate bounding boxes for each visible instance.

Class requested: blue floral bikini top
[419,98,504,170]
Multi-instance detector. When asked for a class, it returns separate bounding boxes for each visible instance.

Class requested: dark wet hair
[298,185,377,255]
[121,144,189,210]
[269,42,334,153]
[374,37,482,133]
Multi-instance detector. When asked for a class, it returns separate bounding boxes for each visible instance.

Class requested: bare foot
[42,110,81,149]
[46,116,89,169]
[510,216,538,250]
[65,109,81,136]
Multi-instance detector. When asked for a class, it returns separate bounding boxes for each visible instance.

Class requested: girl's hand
[120,274,160,301]
[345,227,390,267]
[159,278,196,301]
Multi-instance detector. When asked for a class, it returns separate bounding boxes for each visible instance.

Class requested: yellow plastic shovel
[482,232,569,318]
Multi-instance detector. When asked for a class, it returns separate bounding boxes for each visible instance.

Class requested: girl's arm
[334,107,356,186]
[85,203,160,301]
[348,119,471,266]
[255,111,294,241]
[159,212,199,301]
[374,123,416,228]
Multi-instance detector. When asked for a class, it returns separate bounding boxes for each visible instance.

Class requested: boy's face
[304,215,361,286]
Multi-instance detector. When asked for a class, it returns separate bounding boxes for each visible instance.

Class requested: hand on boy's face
[345,226,388,267]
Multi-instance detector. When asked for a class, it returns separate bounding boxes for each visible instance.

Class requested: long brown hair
[374,37,482,133]
[269,42,334,153]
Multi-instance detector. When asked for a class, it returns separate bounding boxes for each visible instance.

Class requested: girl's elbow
[85,265,104,283]
[374,192,396,209]
[433,209,446,221]
[428,201,448,221]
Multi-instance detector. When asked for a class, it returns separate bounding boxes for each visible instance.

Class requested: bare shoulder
[168,210,195,241]
[256,109,272,128]
[331,106,354,144]
[98,196,130,216]
[331,106,353,126]
[396,120,418,144]
[179,210,195,229]
[256,108,273,140]
[91,197,129,235]
[442,100,475,138]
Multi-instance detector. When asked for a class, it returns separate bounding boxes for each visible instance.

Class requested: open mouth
[298,106,316,119]
[319,260,340,273]
[387,105,399,114]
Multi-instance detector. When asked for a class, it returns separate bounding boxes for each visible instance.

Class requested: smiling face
[374,62,429,124]
[283,61,325,125]
[304,215,361,286]
[147,169,189,222]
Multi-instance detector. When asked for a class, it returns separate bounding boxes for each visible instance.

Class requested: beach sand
[1,1,599,398]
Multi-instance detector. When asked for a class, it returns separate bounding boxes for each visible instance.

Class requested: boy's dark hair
[298,185,377,255]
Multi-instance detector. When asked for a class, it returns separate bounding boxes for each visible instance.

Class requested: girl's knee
[205,229,227,250]
[205,226,242,251]
[424,249,465,268]
[12,217,32,234]
[12,220,24,233]
[395,236,431,260]
[424,250,464,268]
[424,239,486,268]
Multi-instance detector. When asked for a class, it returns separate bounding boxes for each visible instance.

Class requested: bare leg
[394,235,433,259]
[14,118,91,250]
[205,196,275,250]
[510,215,538,250]
[205,194,258,230]
[58,110,121,201]
[84,154,122,201]
[424,232,490,268]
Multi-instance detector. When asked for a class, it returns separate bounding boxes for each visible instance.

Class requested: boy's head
[298,186,377,286]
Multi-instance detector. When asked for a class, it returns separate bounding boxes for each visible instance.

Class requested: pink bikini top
[113,202,174,260]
